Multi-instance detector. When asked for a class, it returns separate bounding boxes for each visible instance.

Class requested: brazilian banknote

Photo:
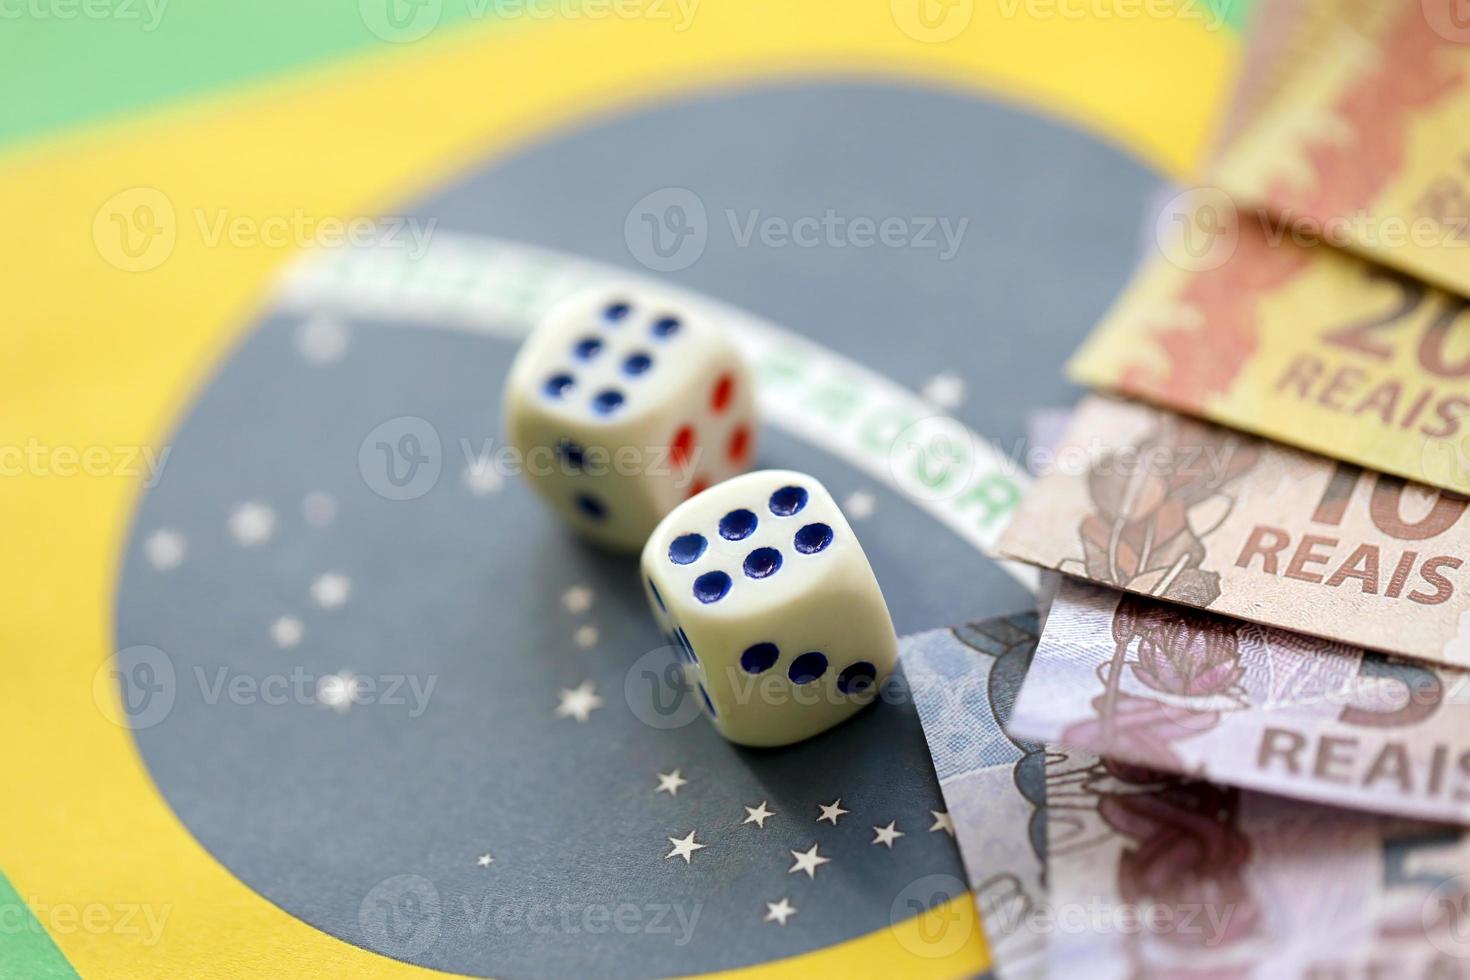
[1068,207,1470,497]
[995,395,1470,668]
[904,615,1049,980]
[1010,577,1470,824]
[1043,746,1470,978]
[1215,0,1470,299]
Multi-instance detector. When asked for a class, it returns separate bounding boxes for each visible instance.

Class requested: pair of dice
[504,286,898,746]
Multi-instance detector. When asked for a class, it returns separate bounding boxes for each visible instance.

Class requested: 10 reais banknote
[995,395,1470,668]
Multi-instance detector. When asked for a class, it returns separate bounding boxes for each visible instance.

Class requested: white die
[640,470,898,746]
[504,285,757,551]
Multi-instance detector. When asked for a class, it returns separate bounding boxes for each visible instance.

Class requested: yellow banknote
[997,395,1470,668]
[1070,209,1470,493]
[1214,0,1470,296]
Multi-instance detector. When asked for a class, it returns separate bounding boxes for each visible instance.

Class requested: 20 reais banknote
[995,396,1470,667]
[1069,211,1470,496]
[1043,745,1470,978]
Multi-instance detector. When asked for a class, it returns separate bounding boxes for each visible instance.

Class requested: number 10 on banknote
[997,396,1470,667]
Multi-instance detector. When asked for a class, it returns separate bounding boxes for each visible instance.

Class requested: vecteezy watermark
[1153,186,1240,272]
[624,188,970,272]
[93,187,436,272]
[994,0,1232,29]
[890,0,974,42]
[358,423,706,501]
[0,440,170,486]
[0,898,172,947]
[358,0,699,43]
[0,0,169,31]
[1423,0,1470,44]
[890,874,975,958]
[92,645,438,729]
[358,876,702,959]
[982,894,1249,947]
[624,645,705,730]
[886,414,1251,504]
[360,417,444,501]
[625,646,935,730]
[1153,185,1470,273]
[1419,427,1470,491]
[1423,873,1470,959]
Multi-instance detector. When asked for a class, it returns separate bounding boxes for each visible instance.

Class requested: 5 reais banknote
[1010,577,1470,824]
[903,615,1049,980]
[996,395,1470,668]
[1043,745,1470,978]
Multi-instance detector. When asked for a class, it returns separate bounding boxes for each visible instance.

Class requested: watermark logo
[993,0,1230,29]
[1424,874,1470,958]
[891,874,974,958]
[94,187,176,272]
[360,417,443,500]
[94,189,436,272]
[1,899,172,947]
[1419,429,1470,491]
[1154,186,1239,272]
[360,874,442,957]
[624,646,704,729]
[888,416,980,503]
[0,0,170,31]
[625,189,970,271]
[625,188,708,272]
[93,645,177,730]
[1424,0,1470,43]
[891,0,974,42]
[360,0,442,42]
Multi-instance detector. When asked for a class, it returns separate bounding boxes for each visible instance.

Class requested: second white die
[640,470,898,747]
[504,285,757,551]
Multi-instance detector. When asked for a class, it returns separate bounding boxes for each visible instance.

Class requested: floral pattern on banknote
[1072,412,1259,607]
[1047,749,1261,972]
[1061,596,1248,772]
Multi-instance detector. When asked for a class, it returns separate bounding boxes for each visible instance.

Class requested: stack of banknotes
[905,3,1470,976]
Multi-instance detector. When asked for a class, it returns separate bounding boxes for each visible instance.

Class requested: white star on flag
[295,316,349,365]
[317,671,361,713]
[144,529,186,571]
[872,821,905,848]
[562,586,595,615]
[930,810,955,836]
[656,770,688,796]
[463,456,504,497]
[270,616,303,649]
[764,898,797,926]
[311,572,351,610]
[555,681,604,723]
[574,625,599,649]
[817,799,848,825]
[665,831,706,864]
[788,844,830,879]
[742,801,775,828]
[843,491,877,521]
[921,371,966,410]
[302,491,338,528]
[476,854,495,868]
[228,501,276,547]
